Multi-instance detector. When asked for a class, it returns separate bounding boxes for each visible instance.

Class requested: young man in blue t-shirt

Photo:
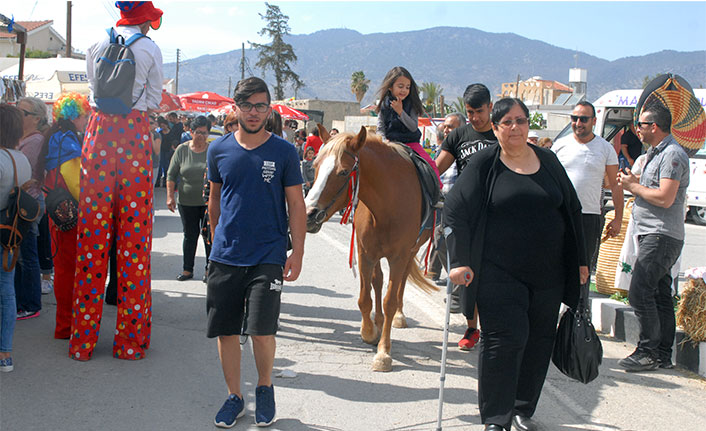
[207,77,306,428]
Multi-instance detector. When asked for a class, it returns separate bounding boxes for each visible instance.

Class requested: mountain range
[164,26,706,105]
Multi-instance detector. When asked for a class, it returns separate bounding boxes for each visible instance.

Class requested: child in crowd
[375,66,440,186]
[301,146,316,196]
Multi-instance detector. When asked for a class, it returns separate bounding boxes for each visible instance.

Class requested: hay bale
[676,276,706,346]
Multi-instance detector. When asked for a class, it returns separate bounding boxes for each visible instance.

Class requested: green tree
[642,74,658,88]
[350,71,370,104]
[250,3,304,100]
[419,82,443,116]
[529,112,545,130]
[450,96,466,114]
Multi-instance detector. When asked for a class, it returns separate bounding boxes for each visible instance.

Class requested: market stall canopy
[211,103,235,116]
[0,58,88,103]
[272,104,309,120]
[157,90,182,112]
[178,91,232,112]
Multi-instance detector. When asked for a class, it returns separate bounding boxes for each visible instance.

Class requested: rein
[315,149,359,224]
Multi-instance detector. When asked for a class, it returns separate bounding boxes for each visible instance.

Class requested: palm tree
[419,82,443,116]
[351,71,370,105]
[450,97,466,115]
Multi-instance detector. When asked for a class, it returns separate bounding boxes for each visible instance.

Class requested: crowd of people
[0,2,693,430]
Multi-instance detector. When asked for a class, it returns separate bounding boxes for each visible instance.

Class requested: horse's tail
[407,256,440,294]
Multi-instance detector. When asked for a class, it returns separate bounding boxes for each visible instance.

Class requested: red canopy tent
[272,104,309,120]
[157,90,182,112]
[178,91,232,113]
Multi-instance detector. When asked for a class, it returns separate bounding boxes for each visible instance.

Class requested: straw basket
[595,200,634,295]
[676,276,706,345]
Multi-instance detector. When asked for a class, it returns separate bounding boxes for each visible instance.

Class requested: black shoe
[176,273,193,281]
[435,277,447,287]
[448,293,462,313]
[202,273,208,283]
[618,349,659,372]
[658,358,675,369]
[485,425,506,431]
[512,415,538,431]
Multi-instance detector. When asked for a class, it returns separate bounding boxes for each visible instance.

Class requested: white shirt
[552,133,618,214]
[86,25,163,112]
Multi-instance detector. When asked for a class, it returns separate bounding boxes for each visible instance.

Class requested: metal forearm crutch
[436,226,453,431]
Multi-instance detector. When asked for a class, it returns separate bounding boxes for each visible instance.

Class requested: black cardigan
[443,144,587,308]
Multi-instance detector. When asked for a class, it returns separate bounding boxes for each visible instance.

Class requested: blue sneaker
[255,385,276,427]
[0,357,13,372]
[214,393,244,428]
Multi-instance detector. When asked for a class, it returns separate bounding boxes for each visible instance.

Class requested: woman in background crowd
[167,115,211,282]
[0,104,32,372]
[42,93,89,339]
[14,97,49,319]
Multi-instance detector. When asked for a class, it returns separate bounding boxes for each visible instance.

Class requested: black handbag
[43,135,79,231]
[552,285,603,384]
[0,148,40,271]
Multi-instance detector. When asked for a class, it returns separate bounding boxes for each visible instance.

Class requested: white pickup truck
[554,88,706,224]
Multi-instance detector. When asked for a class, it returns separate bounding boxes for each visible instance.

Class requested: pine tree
[250,3,304,100]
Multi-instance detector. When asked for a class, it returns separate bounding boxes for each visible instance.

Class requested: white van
[554,89,706,225]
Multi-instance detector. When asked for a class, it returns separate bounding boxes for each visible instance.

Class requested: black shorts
[206,261,283,338]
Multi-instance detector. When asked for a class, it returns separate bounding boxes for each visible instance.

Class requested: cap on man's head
[528,131,539,139]
[115,1,163,30]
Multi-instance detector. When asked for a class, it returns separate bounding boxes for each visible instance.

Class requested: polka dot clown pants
[69,109,153,361]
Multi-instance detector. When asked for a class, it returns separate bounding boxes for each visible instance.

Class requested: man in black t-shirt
[435,83,498,351]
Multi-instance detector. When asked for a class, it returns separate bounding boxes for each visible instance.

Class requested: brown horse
[305,126,437,372]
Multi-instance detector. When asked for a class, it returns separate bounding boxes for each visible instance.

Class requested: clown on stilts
[69,1,164,361]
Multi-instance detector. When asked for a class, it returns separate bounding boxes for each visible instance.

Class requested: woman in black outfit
[444,98,588,431]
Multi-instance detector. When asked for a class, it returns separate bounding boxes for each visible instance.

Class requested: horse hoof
[372,353,392,372]
[361,328,379,345]
[392,313,407,328]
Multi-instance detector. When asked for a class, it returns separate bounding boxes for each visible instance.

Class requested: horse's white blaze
[304,155,336,209]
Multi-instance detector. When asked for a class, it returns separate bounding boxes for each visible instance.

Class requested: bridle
[313,149,359,224]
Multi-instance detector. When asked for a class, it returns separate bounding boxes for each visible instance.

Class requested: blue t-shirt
[207,132,303,266]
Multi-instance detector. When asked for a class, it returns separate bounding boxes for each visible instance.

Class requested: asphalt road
[2,187,705,431]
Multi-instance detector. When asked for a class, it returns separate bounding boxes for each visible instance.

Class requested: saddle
[396,144,441,232]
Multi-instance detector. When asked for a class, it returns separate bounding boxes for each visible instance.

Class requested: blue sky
[7,1,706,64]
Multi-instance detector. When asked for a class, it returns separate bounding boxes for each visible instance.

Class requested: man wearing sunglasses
[617,104,689,372]
[552,101,624,295]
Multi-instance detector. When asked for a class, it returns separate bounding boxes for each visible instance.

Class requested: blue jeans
[628,234,683,360]
[1,265,16,353]
[14,224,42,313]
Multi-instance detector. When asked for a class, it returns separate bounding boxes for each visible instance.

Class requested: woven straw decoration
[595,200,634,295]
[640,77,706,156]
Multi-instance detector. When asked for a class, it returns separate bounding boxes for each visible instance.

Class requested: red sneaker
[458,327,480,351]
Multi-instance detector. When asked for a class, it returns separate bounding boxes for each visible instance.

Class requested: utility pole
[241,42,245,80]
[515,74,521,98]
[66,1,72,58]
[228,76,232,98]
[175,48,180,94]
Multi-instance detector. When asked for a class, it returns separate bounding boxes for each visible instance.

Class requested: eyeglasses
[570,115,593,123]
[237,102,269,113]
[21,109,37,117]
[497,117,529,128]
[193,130,209,136]
[225,122,238,129]
[637,121,654,128]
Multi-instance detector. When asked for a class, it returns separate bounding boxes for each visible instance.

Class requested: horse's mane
[316,131,412,166]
